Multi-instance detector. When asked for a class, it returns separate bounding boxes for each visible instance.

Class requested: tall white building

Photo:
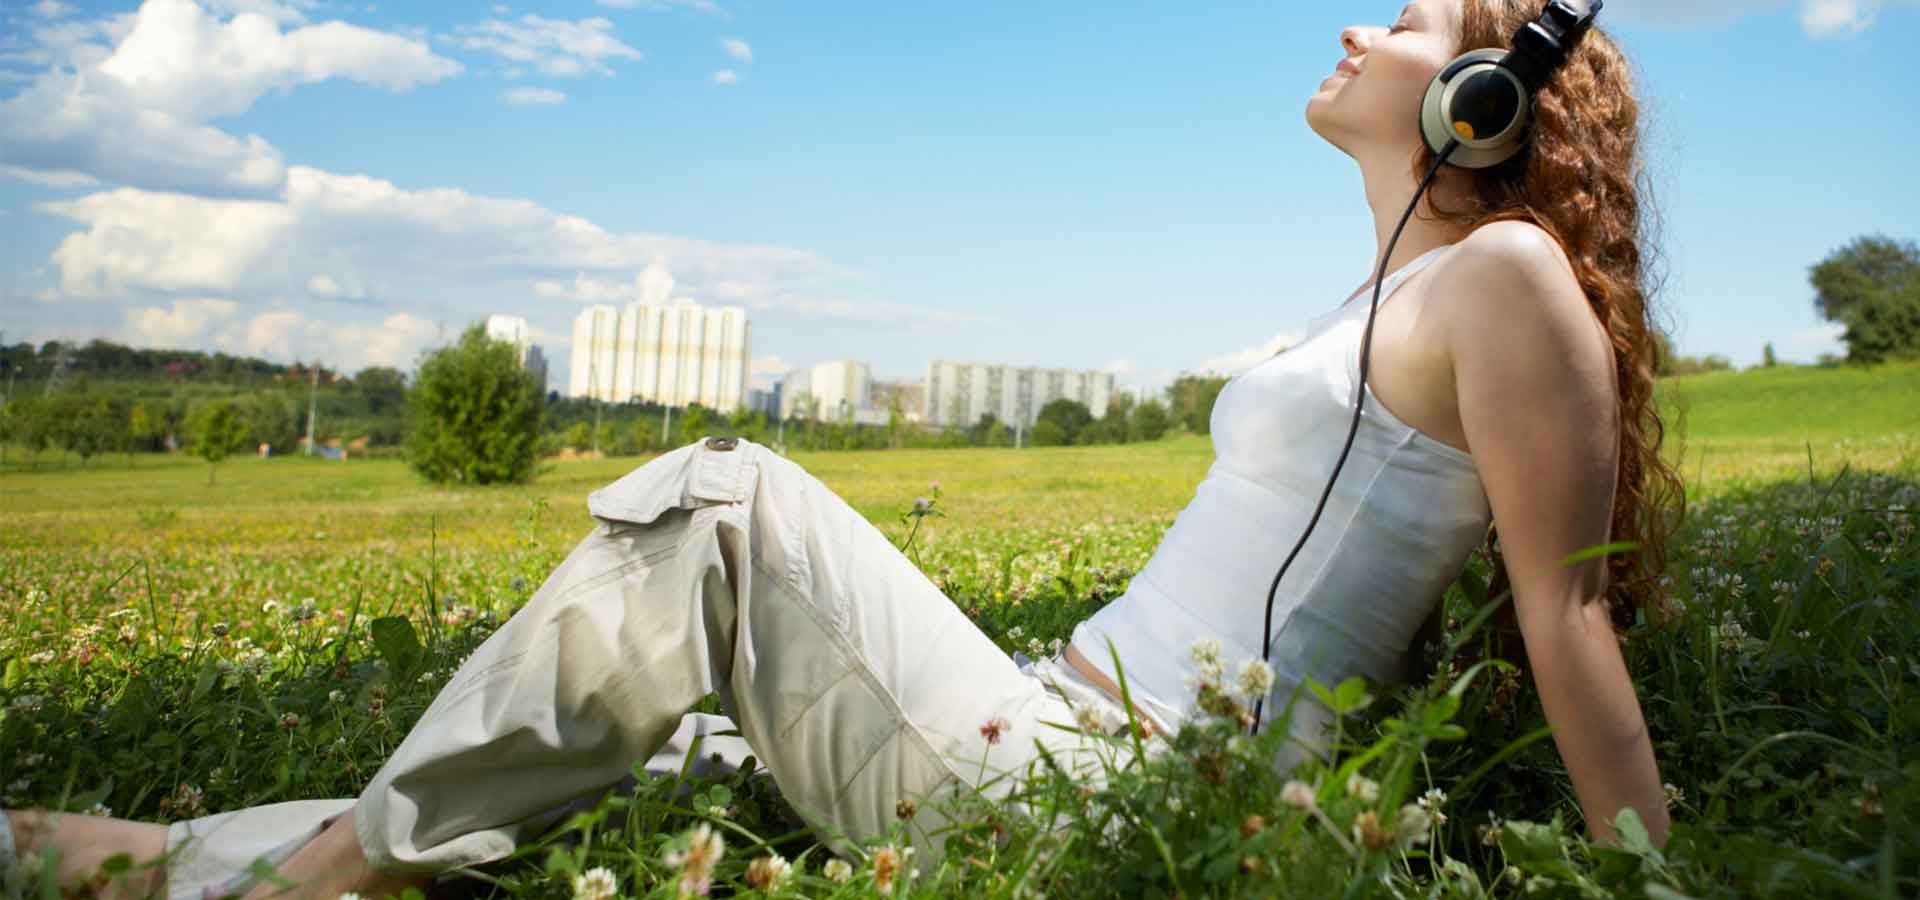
[569,302,750,412]
[923,360,1115,429]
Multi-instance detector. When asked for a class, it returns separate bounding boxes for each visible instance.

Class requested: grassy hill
[1654,360,1918,491]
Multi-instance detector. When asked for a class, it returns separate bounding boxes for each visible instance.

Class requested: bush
[404,324,544,485]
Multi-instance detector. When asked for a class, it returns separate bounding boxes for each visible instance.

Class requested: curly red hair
[1419,0,1688,647]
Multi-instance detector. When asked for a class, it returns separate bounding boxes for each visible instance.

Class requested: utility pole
[303,363,318,456]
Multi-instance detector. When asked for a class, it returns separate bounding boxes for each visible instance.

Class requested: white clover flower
[1418,788,1448,826]
[1345,773,1380,803]
[745,853,792,891]
[570,866,618,900]
[1006,625,1024,640]
[1191,638,1224,668]
[1074,704,1106,734]
[338,893,366,900]
[1394,803,1432,845]
[822,858,853,883]
[1236,659,1274,699]
[662,823,724,897]
[1027,637,1046,657]
[1281,780,1317,810]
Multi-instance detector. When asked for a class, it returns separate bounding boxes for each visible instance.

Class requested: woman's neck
[1354,147,1474,296]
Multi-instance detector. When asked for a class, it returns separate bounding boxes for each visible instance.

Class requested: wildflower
[1394,803,1432,845]
[1418,788,1448,826]
[262,600,280,615]
[1859,782,1884,820]
[822,859,853,883]
[570,866,619,900]
[1351,810,1392,851]
[744,853,792,892]
[1478,815,1504,847]
[1074,704,1105,734]
[912,496,932,515]
[1281,780,1317,810]
[84,802,112,817]
[1663,782,1684,806]
[1236,659,1274,699]
[662,823,725,897]
[27,651,55,665]
[1191,638,1224,668]
[1006,626,1024,640]
[1718,619,1747,653]
[980,715,1011,745]
[328,689,346,704]
[1241,814,1267,837]
[896,798,918,820]
[1048,637,1064,656]
[280,712,302,731]
[1345,773,1379,804]
[870,845,912,894]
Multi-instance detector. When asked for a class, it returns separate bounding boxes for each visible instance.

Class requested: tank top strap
[1340,243,1456,311]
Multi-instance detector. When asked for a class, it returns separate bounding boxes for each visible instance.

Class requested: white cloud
[32,0,77,18]
[1800,0,1880,34]
[0,0,461,196]
[749,353,793,387]
[711,68,738,84]
[720,37,751,63]
[0,164,101,187]
[1190,330,1303,377]
[124,296,240,345]
[116,300,437,370]
[501,85,566,105]
[40,188,296,296]
[448,14,641,77]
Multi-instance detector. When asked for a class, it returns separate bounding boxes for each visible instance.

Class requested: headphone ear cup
[1420,48,1531,169]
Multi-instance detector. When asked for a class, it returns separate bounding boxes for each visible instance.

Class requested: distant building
[745,382,783,419]
[568,302,751,412]
[486,314,548,387]
[869,378,925,424]
[781,360,869,422]
[923,360,1115,429]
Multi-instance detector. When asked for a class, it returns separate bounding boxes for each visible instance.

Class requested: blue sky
[2,0,1915,399]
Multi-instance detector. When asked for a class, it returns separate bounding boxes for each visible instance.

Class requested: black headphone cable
[1250,136,1463,737]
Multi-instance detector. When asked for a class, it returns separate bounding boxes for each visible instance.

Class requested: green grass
[1,362,1916,898]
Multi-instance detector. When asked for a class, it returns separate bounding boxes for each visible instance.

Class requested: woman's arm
[1438,221,1671,847]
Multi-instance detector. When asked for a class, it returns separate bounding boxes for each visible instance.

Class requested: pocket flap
[587,438,753,526]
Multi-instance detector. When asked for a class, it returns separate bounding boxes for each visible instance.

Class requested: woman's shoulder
[1430,220,1608,372]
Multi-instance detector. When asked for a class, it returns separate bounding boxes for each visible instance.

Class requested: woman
[3,1,1682,896]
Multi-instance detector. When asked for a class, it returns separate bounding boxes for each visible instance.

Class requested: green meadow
[2,361,1915,898]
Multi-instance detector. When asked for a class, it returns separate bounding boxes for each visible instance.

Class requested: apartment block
[923,360,1115,429]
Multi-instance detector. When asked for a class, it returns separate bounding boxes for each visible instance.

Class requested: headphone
[1250,0,1602,736]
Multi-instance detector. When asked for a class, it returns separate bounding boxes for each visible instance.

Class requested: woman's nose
[1341,25,1370,57]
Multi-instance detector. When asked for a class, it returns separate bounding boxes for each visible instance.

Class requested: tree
[566,421,592,451]
[1030,418,1067,447]
[1762,342,1778,368]
[405,324,544,485]
[1034,398,1093,446]
[242,392,299,452]
[1130,398,1172,441]
[130,401,163,455]
[1166,375,1229,435]
[1810,234,1920,364]
[187,399,249,484]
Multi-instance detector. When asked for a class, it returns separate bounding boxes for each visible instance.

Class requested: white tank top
[1069,243,1491,759]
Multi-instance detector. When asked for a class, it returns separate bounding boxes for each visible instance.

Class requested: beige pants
[156,437,1168,898]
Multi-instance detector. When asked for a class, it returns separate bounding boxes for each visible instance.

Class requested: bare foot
[237,806,431,900]
[4,808,170,899]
